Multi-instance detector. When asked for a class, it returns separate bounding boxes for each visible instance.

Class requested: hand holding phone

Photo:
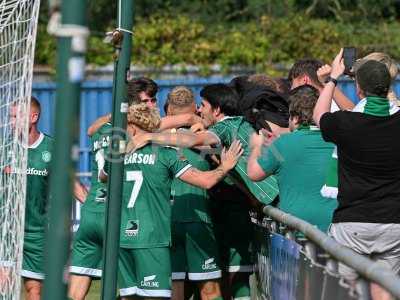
[343,47,357,75]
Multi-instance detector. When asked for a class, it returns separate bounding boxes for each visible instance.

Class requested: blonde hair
[355,52,398,102]
[167,86,195,107]
[127,103,161,132]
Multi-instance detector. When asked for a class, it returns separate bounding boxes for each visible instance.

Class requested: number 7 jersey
[119,144,191,249]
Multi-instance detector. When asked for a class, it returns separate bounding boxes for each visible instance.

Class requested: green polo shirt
[257,125,337,232]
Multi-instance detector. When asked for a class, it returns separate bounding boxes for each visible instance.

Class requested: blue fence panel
[32,77,400,175]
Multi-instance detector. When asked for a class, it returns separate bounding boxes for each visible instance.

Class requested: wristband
[325,76,338,86]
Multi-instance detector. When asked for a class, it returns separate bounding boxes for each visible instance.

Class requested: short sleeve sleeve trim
[175,164,192,178]
[207,130,222,146]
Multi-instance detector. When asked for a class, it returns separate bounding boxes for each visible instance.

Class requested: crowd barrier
[252,206,400,300]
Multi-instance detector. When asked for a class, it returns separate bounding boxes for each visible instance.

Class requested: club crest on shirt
[41,151,51,163]
[125,220,139,237]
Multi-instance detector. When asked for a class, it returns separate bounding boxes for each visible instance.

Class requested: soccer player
[165,87,223,300]
[100,103,243,299]
[68,120,112,300]
[8,97,87,300]
[87,77,204,137]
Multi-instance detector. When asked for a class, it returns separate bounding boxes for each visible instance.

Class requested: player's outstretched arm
[159,113,203,131]
[130,130,220,152]
[87,113,202,137]
[87,114,111,136]
[73,180,88,203]
[179,140,243,189]
[247,132,269,181]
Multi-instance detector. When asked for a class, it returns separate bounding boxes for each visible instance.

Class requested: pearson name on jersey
[120,145,191,249]
[124,153,156,165]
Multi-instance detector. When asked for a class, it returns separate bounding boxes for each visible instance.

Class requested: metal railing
[252,206,400,300]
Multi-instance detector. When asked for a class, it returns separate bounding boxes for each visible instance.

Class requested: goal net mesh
[0,0,40,298]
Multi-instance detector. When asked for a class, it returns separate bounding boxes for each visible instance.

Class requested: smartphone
[343,47,357,75]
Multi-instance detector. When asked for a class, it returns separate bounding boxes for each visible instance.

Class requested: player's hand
[126,133,150,153]
[317,64,332,84]
[331,48,345,79]
[250,132,264,150]
[190,122,206,133]
[220,140,243,171]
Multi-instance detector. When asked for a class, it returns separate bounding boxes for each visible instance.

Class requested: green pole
[101,1,134,299]
[43,1,88,300]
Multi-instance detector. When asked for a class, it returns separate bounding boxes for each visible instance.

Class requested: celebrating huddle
[17,49,400,300]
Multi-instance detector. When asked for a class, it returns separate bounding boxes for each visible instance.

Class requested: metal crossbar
[262,205,400,299]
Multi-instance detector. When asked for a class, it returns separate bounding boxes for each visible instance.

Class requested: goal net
[0,0,40,298]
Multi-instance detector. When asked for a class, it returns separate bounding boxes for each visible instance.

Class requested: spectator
[321,51,399,198]
[247,85,337,232]
[313,49,400,300]
[289,58,354,111]
[229,76,290,143]
[288,59,324,90]
[353,52,399,105]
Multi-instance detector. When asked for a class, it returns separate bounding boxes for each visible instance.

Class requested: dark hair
[356,60,391,98]
[200,84,239,116]
[288,59,323,87]
[275,77,291,97]
[31,96,41,113]
[127,77,158,105]
[227,76,252,100]
[289,85,319,125]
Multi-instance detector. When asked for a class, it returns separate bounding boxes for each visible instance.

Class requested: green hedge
[35,14,400,76]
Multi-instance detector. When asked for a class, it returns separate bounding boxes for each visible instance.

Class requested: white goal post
[0,0,40,298]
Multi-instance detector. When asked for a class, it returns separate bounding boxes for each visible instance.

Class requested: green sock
[232,279,251,299]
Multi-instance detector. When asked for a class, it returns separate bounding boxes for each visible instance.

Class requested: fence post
[100,1,134,299]
[43,1,88,299]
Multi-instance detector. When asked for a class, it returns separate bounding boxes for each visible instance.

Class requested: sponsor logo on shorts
[125,220,139,237]
[141,275,159,288]
[202,257,217,270]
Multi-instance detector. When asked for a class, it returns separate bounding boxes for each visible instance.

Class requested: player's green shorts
[171,222,221,281]
[22,232,45,280]
[214,208,254,273]
[119,247,171,298]
[69,209,104,277]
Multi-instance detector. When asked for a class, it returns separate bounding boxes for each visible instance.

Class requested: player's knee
[68,286,87,300]
[24,281,41,300]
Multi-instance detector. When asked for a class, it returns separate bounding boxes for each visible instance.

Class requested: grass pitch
[86,280,101,299]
